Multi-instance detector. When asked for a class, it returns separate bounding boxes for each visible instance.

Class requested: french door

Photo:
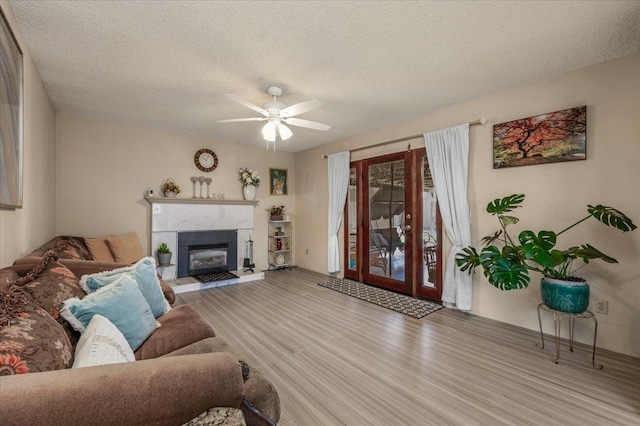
[344,149,443,301]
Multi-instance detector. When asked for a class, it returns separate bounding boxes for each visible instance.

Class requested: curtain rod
[321,117,486,159]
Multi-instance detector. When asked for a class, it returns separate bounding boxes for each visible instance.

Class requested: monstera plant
[455,194,636,312]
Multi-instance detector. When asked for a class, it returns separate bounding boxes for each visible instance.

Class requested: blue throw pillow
[61,275,160,351]
[80,257,171,318]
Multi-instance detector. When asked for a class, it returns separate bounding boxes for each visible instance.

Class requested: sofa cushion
[134,304,215,360]
[0,304,73,374]
[80,257,171,318]
[61,275,159,351]
[106,233,146,264]
[21,261,85,347]
[72,314,135,369]
[84,238,116,262]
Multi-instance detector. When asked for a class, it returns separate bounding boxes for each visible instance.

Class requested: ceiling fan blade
[225,93,269,116]
[280,99,321,117]
[283,117,331,131]
[217,117,267,123]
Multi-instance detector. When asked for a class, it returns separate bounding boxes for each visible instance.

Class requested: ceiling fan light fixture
[279,123,293,140]
[262,121,276,142]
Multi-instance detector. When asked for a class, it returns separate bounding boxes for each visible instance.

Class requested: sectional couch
[0,237,280,425]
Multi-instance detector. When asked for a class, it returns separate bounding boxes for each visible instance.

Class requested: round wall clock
[194,149,218,172]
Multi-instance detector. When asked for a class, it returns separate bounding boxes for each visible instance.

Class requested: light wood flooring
[176,268,640,426]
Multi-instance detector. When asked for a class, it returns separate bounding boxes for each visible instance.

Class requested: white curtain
[424,124,472,311]
[327,151,351,273]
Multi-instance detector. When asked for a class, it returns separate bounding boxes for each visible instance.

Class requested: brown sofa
[0,239,281,425]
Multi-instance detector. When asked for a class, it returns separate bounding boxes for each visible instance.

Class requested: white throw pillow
[72,314,135,369]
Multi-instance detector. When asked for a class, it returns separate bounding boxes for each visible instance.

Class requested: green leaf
[486,194,525,215]
[455,247,481,273]
[499,215,520,227]
[587,205,637,232]
[575,244,618,264]
[479,246,502,267]
[481,230,503,246]
[487,258,530,290]
[519,230,559,268]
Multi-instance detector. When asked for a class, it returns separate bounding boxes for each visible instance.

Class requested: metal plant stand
[536,303,602,369]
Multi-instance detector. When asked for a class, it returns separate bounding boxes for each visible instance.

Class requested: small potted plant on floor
[270,205,285,221]
[455,194,636,313]
[157,243,172,266]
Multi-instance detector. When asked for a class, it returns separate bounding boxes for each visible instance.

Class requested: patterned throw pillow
[21,261,85,347]
[56,237,93,260]
[0,304,73,375]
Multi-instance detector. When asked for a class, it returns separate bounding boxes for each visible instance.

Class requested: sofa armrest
[0,352,244,426]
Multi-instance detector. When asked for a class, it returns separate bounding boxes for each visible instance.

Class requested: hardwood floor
[177,268,640,426]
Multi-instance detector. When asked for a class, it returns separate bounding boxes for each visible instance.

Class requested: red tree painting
[493,106,586,168]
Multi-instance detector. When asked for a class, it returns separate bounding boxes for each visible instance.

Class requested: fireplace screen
[177,230,238,278]
[188,244,228,275]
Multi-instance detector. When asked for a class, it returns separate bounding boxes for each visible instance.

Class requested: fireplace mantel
[144,196,258,206]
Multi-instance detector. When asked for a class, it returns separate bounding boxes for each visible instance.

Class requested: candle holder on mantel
[190,177,198,199]
[198,176,206,199]
[205,178,212,199]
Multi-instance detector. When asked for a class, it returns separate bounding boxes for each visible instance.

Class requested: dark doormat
[318,278,443,319]
[193,271,239,283]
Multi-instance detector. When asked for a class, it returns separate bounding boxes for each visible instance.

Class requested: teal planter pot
[541,278,590,313]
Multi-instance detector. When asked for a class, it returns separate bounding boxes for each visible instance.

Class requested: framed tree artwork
[493,106,586,169]
[269,168,288,195]
[0,7,24,208]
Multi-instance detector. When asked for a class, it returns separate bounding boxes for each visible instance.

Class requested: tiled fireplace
[146,198,257,281]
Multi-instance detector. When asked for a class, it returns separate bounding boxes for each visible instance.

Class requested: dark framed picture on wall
[269,168,288,195]
[493,105,586,169]
[0,7,24,209]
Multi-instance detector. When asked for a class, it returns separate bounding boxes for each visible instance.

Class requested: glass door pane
[422,156,438,288]
[368,159,405,281]
[347,167,357,272]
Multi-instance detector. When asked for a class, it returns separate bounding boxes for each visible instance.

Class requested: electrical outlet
[594,298,608,315]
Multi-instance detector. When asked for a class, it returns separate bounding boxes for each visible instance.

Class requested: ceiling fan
[217,86,330,149]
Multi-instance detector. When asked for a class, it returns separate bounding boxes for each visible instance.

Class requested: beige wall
[295,53,640,357]
[55,114,295,270]
[0,2,56,267]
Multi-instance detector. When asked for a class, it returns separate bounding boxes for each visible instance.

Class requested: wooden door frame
[344,148,443,301]
[362,151,413,294]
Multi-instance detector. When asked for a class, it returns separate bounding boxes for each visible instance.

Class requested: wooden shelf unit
[268,220,292,270]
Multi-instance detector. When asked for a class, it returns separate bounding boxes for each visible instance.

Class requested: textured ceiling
[9,1,640,152]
